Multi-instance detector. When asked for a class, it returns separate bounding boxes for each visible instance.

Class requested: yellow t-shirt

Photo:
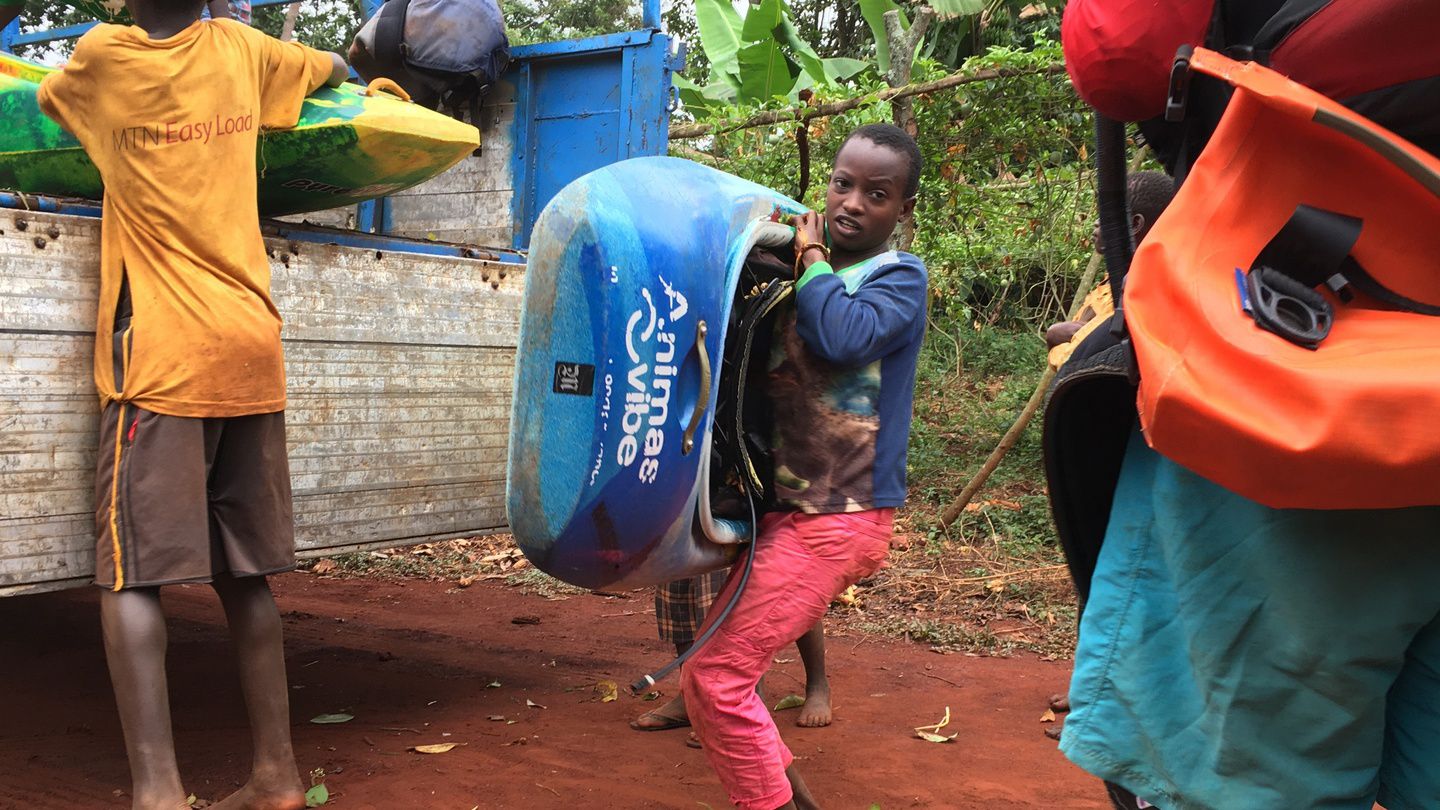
[37,19,334,417]
[1047,281,1115,370]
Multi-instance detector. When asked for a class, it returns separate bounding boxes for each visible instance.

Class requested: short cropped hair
[1127,170,1175,226]
[840,123,923,198]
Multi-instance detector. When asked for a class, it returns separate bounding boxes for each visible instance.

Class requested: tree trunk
[882,8,933,251]
[280,1,301,41]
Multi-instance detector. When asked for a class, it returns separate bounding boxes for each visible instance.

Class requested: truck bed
[0,209,524,595]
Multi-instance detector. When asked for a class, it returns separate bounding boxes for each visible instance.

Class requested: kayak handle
[365,77,412,102]
[681,320,710,455]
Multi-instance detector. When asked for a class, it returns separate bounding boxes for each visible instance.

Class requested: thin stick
[942,564,1068,586]
[938,145,1154,527]
[938,368,1054,527]
[918,671,962,688]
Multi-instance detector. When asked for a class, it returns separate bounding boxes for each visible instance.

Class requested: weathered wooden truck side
[0,9,684,595]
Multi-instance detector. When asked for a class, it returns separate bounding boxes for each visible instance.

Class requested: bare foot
[796,678,832,727]
[128,793,191,810]
[208,778,305,810]
[785,764,821,810]
[1049,693,1070,714]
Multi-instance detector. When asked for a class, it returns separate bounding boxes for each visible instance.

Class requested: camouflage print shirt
[767,250,928,513]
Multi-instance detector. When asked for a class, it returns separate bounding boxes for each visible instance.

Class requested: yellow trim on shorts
[109,402,126,591]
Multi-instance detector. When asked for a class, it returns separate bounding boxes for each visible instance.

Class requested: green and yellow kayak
[0,51,480,216]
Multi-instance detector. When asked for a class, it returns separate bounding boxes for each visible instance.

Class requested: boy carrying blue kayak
[681,123,928,810]
[37,2,345,808]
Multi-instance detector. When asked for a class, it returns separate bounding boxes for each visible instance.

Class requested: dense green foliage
[678,39,1091,330]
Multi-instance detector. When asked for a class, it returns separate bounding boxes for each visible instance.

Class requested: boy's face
[825,138,916,257]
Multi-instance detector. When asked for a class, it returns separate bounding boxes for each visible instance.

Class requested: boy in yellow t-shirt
[37,0,345,807]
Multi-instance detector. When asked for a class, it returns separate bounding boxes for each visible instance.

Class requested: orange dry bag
[1126,48,1440,509]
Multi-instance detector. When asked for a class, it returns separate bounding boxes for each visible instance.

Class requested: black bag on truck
[352,0,511,123]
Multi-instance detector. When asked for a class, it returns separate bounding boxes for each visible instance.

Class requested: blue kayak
[507,156,806,590]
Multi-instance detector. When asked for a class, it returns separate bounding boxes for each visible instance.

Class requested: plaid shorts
[655,568,730,646]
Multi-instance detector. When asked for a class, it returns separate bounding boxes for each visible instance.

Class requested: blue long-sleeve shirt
[766,250,928,513]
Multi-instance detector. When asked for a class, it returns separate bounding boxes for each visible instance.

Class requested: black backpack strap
[1246,205,1440,351]
[1042,340,1138,605]
[1258,204,1440,315]
[370,0,413,81]
[1093,114,1135,351]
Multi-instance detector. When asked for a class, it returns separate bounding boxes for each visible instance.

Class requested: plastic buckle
[1165,45,1194,123]
[1120,338,1139,386]
[1244,266,1333,350]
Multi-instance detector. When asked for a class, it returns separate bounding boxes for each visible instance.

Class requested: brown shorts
[94,401,296,590]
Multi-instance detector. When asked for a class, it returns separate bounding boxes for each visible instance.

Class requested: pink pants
[681,509,894,810]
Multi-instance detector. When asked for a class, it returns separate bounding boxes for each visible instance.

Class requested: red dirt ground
[0,572,1106,809]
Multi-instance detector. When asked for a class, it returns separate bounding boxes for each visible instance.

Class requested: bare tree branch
[668,62,1066,140]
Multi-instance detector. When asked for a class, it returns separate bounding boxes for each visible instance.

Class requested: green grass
[850,317,1080,658]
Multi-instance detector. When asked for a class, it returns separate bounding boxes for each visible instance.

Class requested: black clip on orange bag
[1125,47,1440,509]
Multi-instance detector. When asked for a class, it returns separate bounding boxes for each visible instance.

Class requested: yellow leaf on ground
[915,730,957,743]
[772,694,805,711]
[309,713,353,724]
[596,680,618,703]
[1040,709,1057,723]
[411,743,461,754]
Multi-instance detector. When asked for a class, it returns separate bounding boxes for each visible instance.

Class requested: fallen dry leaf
[1040,709,1057,723]
[309,713,353,725]
[457,576,475,588]
[526,699,546,709]
[772,694,806,711]
[310,559,338,575]
[411,743,461,754]
[915,730,958,743]
[596,680,619,703]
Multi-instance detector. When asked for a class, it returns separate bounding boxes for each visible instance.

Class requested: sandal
[685,732,702,749]
[629,707,691,732]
